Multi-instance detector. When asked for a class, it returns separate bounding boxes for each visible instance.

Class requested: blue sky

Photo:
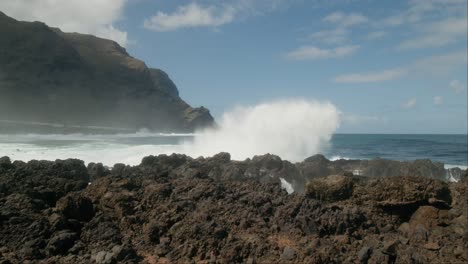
[2,0,467,133]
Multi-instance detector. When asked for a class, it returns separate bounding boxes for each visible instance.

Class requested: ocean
[0,133,466,169]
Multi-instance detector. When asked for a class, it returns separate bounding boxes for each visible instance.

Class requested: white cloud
[433,96,443,105]
[0,0,128,46]
[367,31,387,40]
[402,98,417,109]
[144,3,235,32]
[285,45,359,60]
[450,80,466,94]
[323,12,368,27]
[143,1,296,32]
[307,11,367,45]
[382,0,467,27]
[309,28,348,44]
[398,17,468,50]
[333,50,467,83]
[333,68,407,83]
[410,50,468,75]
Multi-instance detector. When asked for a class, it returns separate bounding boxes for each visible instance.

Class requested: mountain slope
[0,11,214,132]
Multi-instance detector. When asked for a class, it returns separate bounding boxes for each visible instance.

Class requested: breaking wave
[0,99,340,165]
[183,99,340,162]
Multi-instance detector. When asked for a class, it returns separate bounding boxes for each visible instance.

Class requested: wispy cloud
[323,12,368,27]
[309,28,348,44]
[333,50,467,83]
[333,68,407,83]
[433,96,443,105]
[381,0,467,27]
[397,17,468,50]
[366,31,387,40]
[143,1,296,32]
[410,50,468,75]
[402,98,417,109]
[144,3,235,31]
[285,45,359,60]
[450,80,466,94]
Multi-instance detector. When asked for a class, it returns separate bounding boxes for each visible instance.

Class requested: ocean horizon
[1,132,466,168]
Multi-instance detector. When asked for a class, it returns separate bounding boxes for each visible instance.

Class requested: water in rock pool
[1,133,466,169]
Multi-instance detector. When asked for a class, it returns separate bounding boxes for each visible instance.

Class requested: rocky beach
[0,3,467,264]
[0,154,466,263]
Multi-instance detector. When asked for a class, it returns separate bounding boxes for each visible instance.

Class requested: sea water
[0,132,466,169]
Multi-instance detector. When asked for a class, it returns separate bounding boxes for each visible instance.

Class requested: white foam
[1,142,183,166]
[0,99,340,166]
[280,177,294,194]
[183,99,340,162]
[444,164,468,170]
[329,155,351,161]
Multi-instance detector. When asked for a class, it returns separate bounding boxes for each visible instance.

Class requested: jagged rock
[281,246,296,261]
[46,231,78,255]
[55,193,94,222]
[358,246,372,263]
[423,242,440,251]
[409,206,441,229]
[306,175,354,202]
[87,163,110,181]
[0,156,12,171]
[0,155,466,263]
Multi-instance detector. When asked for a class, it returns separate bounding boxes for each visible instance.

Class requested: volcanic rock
[0,155,466,263]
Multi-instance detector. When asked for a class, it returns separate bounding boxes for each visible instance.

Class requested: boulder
[306,175,354,202]
[55,193,94,222]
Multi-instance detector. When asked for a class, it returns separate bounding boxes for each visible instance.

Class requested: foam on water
[329,155,351,161]
[444,164,468,170]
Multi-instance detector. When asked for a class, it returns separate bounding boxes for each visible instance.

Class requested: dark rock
[306,175,354,201]
[382,240,398,256]
[0,156,13,170]
[46,231,78,255]
[0,155,466,263]
[281,246,296,261]
[409,206,440,229]
[87,163,109,181]
[55,193,94,222]
[423,242,440,251]
[0,12,214,133]
[358,246,372,263]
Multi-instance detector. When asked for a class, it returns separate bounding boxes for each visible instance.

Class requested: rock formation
[0,11,214,133]
[0,154,466,263]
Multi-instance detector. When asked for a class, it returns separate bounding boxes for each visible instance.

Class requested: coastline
[0,154,467,263]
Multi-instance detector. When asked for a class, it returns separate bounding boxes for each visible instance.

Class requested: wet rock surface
[0,154,467,263]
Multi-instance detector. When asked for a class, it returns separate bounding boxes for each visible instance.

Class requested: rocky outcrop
[0,155,467,263]
[306,175,354,202]
[298,154,457,182]
[0,11,214,133]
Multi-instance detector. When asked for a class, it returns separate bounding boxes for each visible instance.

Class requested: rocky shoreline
[0,154,467,263]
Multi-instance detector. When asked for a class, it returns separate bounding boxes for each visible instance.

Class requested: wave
[0,131,196,142]
[329,155,351,161]
[1,142,184,166]
[444,164,468,170]
[182,99,340,162]
[0,99,340,165]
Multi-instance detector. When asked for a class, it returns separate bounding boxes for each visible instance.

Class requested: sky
[1,0,467,134]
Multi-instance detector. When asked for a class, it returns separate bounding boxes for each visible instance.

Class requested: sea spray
[0,99,340,165]
[183,99,340,162]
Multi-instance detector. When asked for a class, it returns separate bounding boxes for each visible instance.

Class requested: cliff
[0,11,214,132]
